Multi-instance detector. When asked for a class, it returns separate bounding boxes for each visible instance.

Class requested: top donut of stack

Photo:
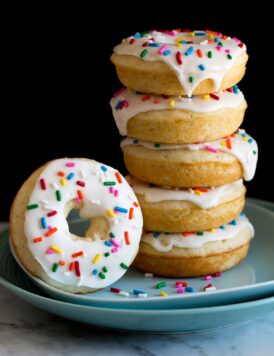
[111,29,248,97]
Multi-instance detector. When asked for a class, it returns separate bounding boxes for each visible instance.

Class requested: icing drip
[142,214,254,251]
[110,88,244,136]
[113,30,247,97]
[127,176,244,209]
[24,158,143,289]
[121,129,258,181]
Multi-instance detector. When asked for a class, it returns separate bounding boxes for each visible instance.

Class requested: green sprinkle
[56,190,61,201]
[99,272,106,279]
[104,252,110,257]
[27,204,39,210]
[154,143,161,148]
[207,51,212,58]
[120,262,128,270]
[102,266,108,273]
[227,54,232,60]
[189,76,194,83]
[140,49,148,58]
[197,231,204,236]
[52,263,59,272]
[104,181,116,186]
[253,150,257,155]
[109,232,115,238]
[218,41,223,47]
[156,282,166,289]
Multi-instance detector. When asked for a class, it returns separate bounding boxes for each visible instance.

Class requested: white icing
[121,129,258,181]
[142,214,254,251]
[127,176,244,209]
[110,88,244,136]
[24,158,143,289]
[113,30,247,97]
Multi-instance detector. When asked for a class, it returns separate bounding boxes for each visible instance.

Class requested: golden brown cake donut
[121,130,258,188]
[128,176,246,232]
[111,30,248,96]
[110,88,247,144]
[133,213,254,277]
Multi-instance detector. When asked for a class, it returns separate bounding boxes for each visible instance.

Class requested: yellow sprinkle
[160,291,168,297]
[208,33,214,39]
[243,137,249,142]
[106,209,115,218]
[122,38,126,43]
[175,37,186,43]
[169,100,175,107]
[189,32,195,37]
[208,228,215,233]
[50,245,62,254]
[194,190,202,196]
[203,94,210,100]
[176,43,182,48]
[220,141,227,147]
[60,178,67,186]
[93,253,101,264]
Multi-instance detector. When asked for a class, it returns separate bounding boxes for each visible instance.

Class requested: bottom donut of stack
[128,176,254,277]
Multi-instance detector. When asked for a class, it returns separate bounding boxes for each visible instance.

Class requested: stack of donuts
[110,29,258,277]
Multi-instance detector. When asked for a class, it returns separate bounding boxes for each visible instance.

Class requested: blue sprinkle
[233,85,239,94]
[41,217,47,229]
[153,232,160,238]
[133,289,145,295]
[248,138,253,144]
[214,37,219,43]
[133,139,139,144]
[101,165,107,172]
[163,50,172,56]
[114,206,128,213]
[67,172,75,180]
[179,40,188,44]
[104,241,112,247]
[185,46,194,56]
[133,32,141,39]
[195,31,206,36]
[148,43,160,47]
[115,101,123,110]
[240,212,245,217]
[241,133,246,137]
[198,64,206,71]
[220,225,226,230]
[229,220,237,226]
[92,269,99,276]
[185,286,195,292]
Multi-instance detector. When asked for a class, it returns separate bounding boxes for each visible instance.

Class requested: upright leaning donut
[10,158,143,293]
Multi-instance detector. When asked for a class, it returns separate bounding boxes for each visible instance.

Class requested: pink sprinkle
[123,100,129,108]
[216,45,221,51]
[76,197,81,203]
[176,283,183,288]
[46,249,54,254]
[205,145,218,153]
[110,238,120,248]
[165,30,176,36]
[232,37,241,43]
[214,271,222,277]
[113,88,125,97]
[47,210,57,217]
[76,181,85,187]
[177,288,184,294]
[204,275,212,281]
[111,247,118,253]
[225,49,230,53]
[114,190,119,197]
[159,45,168,54]
[48,226,53,231]
[66,162,75,167]
[109,187,114,194]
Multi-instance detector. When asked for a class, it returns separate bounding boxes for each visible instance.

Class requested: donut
[133,213,254,277]
[110,87,247,144]
[111,30,248,96]
[127,176,246,232]
[121,129,258,188]
[10,158,143,293]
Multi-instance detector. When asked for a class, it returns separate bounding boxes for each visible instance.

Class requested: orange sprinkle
[77,190,84,200]
[72,251,84,258]
[59,260,66,266]
[124,231,130,245]
[182,232,195,236]
[231,133,236,137]
[115,172,123,184]
[58,171,65,177]
[45,227,57,237]
[208,39,214,44]
[33,237,43,243]
[129,207,134,220]
[69,262,75,271]
[133,201,139,207]
[154,99,160,104]
[197,49,203,58]
[226,138,232,149]
[194,187,209,192]
[222,35,228,40]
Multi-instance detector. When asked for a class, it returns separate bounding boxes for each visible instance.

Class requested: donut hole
[65,201,109,242]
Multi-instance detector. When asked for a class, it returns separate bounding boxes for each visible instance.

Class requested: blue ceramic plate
[5,199,274,309]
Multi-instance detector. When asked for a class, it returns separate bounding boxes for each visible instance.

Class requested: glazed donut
[121,129,258,188]
[133,213,254,277]
[111,30,248,96]
[127,176,246,232]
[110,87,247,144]
[10,158,143,293]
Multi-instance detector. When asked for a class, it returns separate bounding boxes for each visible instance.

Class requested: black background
[0,3,272,219]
